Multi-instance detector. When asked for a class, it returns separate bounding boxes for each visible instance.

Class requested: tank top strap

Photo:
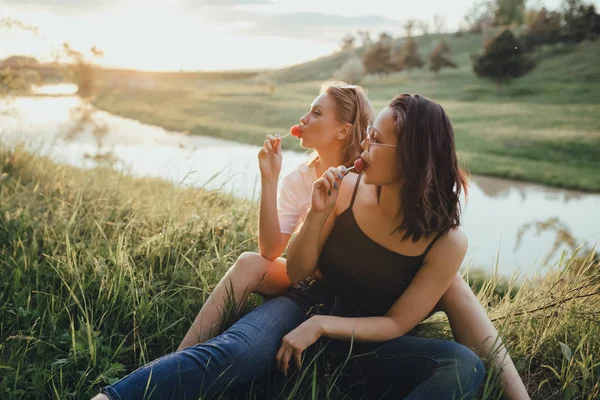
[421,230,448,258]
[349,174,362,209]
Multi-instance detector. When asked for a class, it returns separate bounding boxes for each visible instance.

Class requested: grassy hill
[267,33,485,84]
[269,32,600,105]
[1,146,598,399]
[91,32,600,191]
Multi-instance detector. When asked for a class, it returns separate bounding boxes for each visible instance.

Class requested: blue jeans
[102,294,484,400]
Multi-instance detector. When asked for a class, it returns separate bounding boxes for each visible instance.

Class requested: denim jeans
[102,281,484,400]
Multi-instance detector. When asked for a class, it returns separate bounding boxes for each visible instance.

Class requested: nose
[360,138,367,151]
[300,113,309,125]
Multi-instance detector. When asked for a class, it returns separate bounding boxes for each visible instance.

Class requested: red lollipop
[290,125,302,137]
[353,158,366,173]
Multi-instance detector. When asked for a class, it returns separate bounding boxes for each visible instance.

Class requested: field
[1,146,599,399]
[92,34,600,192]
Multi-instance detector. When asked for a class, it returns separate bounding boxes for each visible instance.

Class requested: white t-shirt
[278,161,318,234]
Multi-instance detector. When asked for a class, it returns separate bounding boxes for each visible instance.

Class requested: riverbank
[5,89,599,274]
[1,146,598,399]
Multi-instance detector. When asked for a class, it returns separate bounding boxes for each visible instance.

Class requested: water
[2,84,599,277]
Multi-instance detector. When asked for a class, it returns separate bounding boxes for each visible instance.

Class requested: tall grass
[1,146,598,399]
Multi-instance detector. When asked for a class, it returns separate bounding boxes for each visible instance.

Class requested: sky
[0,0,596,71]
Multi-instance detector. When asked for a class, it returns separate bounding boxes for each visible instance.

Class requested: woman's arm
[258,177,291,261]
[276,228,467,374]
[318,228,467,341]
[285,208,333,283]
[257,135,291,260]
[285,167,352,283]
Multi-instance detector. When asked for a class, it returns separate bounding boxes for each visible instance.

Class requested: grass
[1,146,599,399]
[90,34,600,192]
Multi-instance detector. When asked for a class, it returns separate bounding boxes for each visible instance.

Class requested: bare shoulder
[335,172,360,215]
[427,227,468,262]
[340,171,360,192]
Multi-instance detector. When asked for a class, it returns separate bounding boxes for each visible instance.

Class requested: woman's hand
[276,317,323,376]
[311,166,346,214]
[258,134,282,183]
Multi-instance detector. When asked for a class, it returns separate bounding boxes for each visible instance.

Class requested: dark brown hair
[387,94,468,241]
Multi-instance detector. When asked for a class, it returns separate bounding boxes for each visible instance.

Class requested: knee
[229,252,270,282]
[452,344,486,393]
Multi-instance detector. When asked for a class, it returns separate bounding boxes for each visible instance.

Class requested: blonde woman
[178,81,374,349]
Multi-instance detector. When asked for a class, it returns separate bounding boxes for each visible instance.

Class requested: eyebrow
[372,126,392,143]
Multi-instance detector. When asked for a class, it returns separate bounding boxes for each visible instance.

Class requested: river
[1,83,598,277]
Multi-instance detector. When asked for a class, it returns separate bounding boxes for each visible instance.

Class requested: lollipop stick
[343,166,356,175]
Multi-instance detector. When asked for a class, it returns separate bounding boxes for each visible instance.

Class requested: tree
[472,29,536,91]
[57,43,103,98]
[464,0,495,33]
[357,30,372,48]
[433,15,447,34]
[1,55,38,68]
[562,0,600,43]
[362,34,396,74]
[404,19,417,38]
[0,17,38,37]
[333,56,365,84]
[0,18,40,96]
[340,34,355,52]
[394,36,424,70]
[494,0,526,26]
[378,32,393,44]
[429,40,458,76]
[55,43,109,159]
[418,19,430,36]
[523,7,562,49]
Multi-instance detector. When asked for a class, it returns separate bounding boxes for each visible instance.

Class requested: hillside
[90,32,600,191]
[268,33,484,84]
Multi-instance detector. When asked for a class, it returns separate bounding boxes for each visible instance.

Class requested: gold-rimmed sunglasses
[365,125,396,152]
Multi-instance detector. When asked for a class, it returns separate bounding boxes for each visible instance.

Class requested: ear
[336,123,352,140]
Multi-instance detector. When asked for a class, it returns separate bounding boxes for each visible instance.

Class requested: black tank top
[318,175,447,316]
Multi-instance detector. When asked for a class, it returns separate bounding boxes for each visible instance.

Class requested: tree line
[333,0,599,91]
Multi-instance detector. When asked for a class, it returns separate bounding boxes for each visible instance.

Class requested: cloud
[185,0,275,8]
[0,0,119,14]
[183,2,401,42]
[238,12,402,42]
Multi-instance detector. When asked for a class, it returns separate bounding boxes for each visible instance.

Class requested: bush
[332,56,365,84]
[363,36,396,74]
[429,40,458,76]
[251,72,277,93]
[472,29,536,91]
[394,36,424,70]
[523,8,562,49]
